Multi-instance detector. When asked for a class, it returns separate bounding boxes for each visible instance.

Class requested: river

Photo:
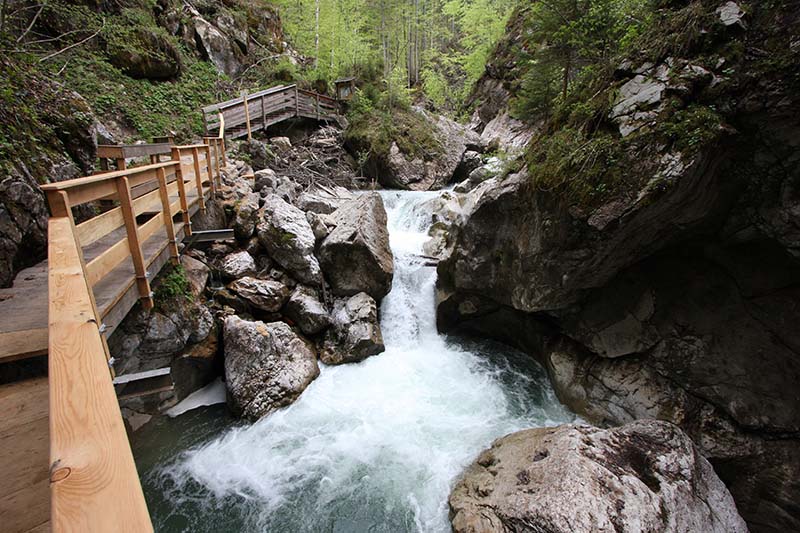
[131,190,575,532]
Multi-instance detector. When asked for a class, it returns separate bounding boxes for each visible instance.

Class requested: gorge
[0,0,798,532]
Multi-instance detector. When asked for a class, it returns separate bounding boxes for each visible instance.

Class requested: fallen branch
[39,19,104,62]
[17,3,44,43]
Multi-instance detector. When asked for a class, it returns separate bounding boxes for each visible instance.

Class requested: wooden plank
[0,377,50,533]
[0,329,48,362]
[47,216,153,532]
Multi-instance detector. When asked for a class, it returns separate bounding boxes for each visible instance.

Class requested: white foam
[166,378,226,417]
[159,190,574,532]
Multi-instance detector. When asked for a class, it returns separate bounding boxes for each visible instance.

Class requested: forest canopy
[274,0,516,110]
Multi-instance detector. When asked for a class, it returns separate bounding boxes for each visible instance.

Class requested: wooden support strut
[156,167,179,262]
[171,147,191,237]
[115,176,153,311]
[204,145,216,195]
[191,147,206,213]
[242,90,252,141]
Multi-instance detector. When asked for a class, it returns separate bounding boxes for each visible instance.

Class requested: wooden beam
[115,177,153,311]
[191,148,206,213]
[157,167,179,261]
[171,148,191,236]
[47,216,153,532]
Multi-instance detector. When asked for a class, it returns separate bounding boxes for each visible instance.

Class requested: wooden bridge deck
[1,83,338,531]
[0,137,224,532]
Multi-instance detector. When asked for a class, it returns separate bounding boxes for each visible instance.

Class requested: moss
[345,105,443,165]
[154,264,193,309]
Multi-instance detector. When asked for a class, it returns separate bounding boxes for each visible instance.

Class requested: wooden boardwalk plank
[0,378,50,533]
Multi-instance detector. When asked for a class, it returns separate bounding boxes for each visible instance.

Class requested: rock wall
[438,2,800,531]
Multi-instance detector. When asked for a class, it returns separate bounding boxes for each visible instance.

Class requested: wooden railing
[41,138,224,531]
[202,84,339,140]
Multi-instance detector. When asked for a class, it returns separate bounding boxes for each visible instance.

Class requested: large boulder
[284,285,330,335]
[223,316,319,420]
[320,293,384,365]
[319,193,393,301]
[257,194,322,285]
[219,250,256,280]
[228,276,290,313]
[450,421,748,533]
[382,108,483,190]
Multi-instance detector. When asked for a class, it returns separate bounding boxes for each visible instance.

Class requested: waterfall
[145,190,574,533]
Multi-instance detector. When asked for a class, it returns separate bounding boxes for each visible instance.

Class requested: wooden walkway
[0,135,225,532]
[0,82,341,532]
[202,84,339,140]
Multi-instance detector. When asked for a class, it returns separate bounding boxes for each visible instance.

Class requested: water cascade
[139,190,574,532]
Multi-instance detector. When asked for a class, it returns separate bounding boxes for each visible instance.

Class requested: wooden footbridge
[0,84,341,532]
[202,84,339,140]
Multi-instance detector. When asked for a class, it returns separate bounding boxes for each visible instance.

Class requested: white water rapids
[140,190,574,532]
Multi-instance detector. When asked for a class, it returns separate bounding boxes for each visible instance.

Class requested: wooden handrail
[42,161,178,193]
[48,213,154,532]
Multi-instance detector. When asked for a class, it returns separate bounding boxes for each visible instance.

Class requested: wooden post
[214,139,222,190]
[116,158,126,171]
[242,90,252,141]
[115,176,153,311]
[295,86,300,118]
[191,147,206,213]
[220,137,227,166]
[261,95,267,131]
[204,145,215,195]
[316,94,320,120]
[171,147,191,237]
[156,167,179,262]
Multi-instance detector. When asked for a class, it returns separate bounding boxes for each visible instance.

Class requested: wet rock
[319,193,394,301]
[228,276,290,313]
[223,316,319,420]
[450,421,748,533]
[107,28,182,80]
[285,285,331,335]
[320,292,384,365]
[219,250,256,280]
[257,194,322,285]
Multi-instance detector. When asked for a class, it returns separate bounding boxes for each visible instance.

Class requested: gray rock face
[296,185,354,214]
[191,15,244,77]
[320,293,384,365]
[219,250,256,279]
[450,421,748,533]
[223,316,319,420]
[257,194,322,285]
[228,276,290,313]
[232,192,260,241]
[285,285,331,335]
[180,255,210,298]
[319,193,394,301]
[377,108,483,191]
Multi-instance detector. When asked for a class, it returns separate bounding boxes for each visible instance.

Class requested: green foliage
[154,264,193,309]
[345,102,443,165]
[512,0,655,122]
[658,104,724,154]
[526,127,629,206]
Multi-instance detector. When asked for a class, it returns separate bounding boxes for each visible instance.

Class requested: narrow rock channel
[131,190,575,532]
